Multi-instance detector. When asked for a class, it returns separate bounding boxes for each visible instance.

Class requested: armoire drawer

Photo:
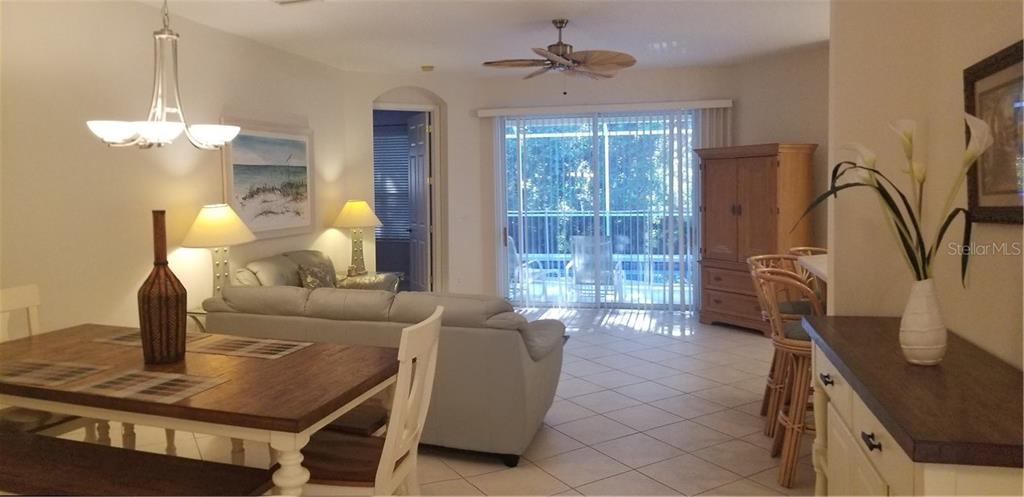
[813,345,852,425]
[702,289,761,320]
[702,266,754,295]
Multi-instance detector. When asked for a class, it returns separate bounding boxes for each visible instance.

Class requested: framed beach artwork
[963,40,1023,224]
[222,119,315,239]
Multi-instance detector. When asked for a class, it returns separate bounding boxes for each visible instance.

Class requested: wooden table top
[0,324,399,433]
[804,316,1023,468]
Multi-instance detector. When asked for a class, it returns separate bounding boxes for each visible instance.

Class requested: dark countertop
[803,316,1023,468]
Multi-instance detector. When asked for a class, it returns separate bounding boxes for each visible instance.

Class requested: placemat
[74,371,226,404]
[0,360,110,387]
[93,330,212,347]
[189,336,312,359]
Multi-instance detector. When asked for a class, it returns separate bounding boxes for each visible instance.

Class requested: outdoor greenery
[504,117,693,260]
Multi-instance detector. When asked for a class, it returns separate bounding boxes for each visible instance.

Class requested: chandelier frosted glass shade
[189,124,241,147]
[86,2,238,150]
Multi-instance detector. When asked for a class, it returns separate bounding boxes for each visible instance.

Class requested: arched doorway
[372,87,448,292]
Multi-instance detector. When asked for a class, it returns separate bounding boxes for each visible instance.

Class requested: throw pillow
[298,263,336,289]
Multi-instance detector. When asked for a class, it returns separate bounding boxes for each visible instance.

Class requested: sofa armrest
[519,319,566,361]
[203,297,233,313]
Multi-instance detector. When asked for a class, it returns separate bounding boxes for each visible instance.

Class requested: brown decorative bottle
[138,210,187,364]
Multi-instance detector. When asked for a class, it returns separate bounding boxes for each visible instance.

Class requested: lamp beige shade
[181,204,256,248]
[334,200,381,228]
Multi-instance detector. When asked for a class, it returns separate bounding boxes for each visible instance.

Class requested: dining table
[0,323,399,496]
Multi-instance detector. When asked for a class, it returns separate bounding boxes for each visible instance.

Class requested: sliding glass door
[499,111,700,311]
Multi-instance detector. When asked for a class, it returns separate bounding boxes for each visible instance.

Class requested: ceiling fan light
[133,121,185,145]
[86,120,138,144]
[189,124,241,147]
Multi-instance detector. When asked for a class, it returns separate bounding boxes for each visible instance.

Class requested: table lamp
[181,204,256,296]
[333,200,381,276]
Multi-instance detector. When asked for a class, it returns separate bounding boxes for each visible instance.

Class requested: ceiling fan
[483,19,637,80]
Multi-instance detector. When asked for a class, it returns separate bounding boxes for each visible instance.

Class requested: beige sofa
[203,284,564,466]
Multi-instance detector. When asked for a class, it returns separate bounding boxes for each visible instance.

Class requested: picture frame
[963,40,1023,224]
[221,118,316,239]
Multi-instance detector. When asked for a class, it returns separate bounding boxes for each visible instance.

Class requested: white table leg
[164,429,177,456]
[83,422,97,443]
[231,437,245,465]
[97,420,111,445]
[122,422,136,450]
[270,433,310,496]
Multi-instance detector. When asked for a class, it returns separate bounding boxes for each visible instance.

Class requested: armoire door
[702,159,739,262]
[737,156,777,260]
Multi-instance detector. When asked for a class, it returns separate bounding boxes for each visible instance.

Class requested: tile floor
[57,309,816,496]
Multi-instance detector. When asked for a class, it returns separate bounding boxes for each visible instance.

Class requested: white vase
[899,279,947,365]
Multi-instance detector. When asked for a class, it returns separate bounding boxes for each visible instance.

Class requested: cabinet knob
[861,432,882,452]
[819,373,834,386]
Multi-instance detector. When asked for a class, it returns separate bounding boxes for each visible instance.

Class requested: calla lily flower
[963,113,994,168]
[843,142,877,169]
[889,119,916,161]
[909,160,927,182]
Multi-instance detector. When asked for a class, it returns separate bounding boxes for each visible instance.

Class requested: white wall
[0,1,485,333]
[1,1,830,334]
[477,43,831,291]
[829,0,1022,367]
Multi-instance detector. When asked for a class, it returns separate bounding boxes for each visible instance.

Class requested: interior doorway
[372,108,433,291]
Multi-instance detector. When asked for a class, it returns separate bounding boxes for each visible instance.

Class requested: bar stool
[747,255,812,436]
[755,268,823,488]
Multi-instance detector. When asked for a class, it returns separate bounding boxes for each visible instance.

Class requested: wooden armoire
[697,143,817,334]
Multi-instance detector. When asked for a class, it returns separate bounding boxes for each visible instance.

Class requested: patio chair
[567,236,624,302]
[507,236,560,301]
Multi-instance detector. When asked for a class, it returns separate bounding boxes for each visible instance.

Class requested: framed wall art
[222,118,315,239]
[963,40,1022,224]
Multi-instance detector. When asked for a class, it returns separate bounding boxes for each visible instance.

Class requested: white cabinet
[812,343,1022,496]
[827,405,888,496]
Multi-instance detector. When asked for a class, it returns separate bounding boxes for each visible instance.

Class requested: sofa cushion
[520,320,565,361]
[306,288,395,322]
[234,268,261,287]
[284,251,336,279]
[485,311,528,331]
[389,292,514,329]
[217,286,311,316]
[299,264,336,289]
[246,255,301,287]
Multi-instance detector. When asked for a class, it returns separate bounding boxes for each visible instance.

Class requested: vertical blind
[373,125,411,240]
[499,108,730,312]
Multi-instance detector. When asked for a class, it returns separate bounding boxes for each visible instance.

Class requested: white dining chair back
[1,285,41,341]
[374,305,443,495]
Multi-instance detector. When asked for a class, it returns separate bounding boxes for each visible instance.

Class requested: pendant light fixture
[86,0,239,150]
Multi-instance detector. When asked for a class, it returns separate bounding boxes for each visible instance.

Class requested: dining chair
[755,269,824,488]
[0,285,105,441]
[300,306,444,496]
